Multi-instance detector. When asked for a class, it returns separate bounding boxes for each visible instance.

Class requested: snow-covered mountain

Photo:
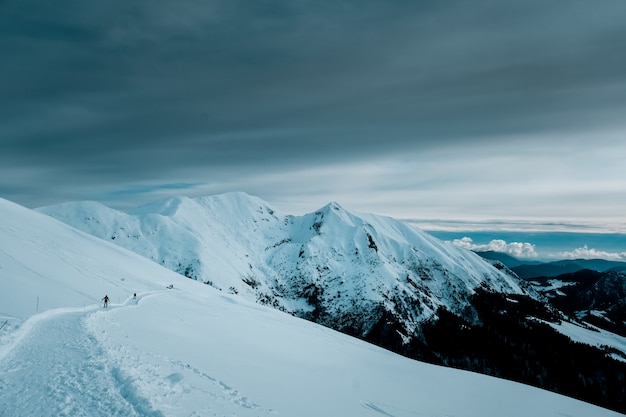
[1,197,623,416]
[38,192,527,340]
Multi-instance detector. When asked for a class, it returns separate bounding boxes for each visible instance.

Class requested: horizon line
[403,218,626,235]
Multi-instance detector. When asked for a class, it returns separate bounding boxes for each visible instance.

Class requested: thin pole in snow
[0,320,7,331]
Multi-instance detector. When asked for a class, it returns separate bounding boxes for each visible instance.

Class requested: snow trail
[0,300,162,417]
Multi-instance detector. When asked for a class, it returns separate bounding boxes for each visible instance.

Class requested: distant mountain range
[475,251,626,339]
[530,269,626,337]
[38,193,626,413]
[475,251,626,278]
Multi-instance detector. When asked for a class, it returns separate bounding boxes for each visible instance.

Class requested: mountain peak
[320,201,344,212]
[126,192,279,220]
[129,196,192,216]
[199,191,277,214]
[310,201,360,231]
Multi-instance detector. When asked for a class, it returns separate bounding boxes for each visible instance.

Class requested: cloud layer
[1,0,626,231]
[452,237,538,259]
[557,245,626,262]
[451,237,626,262]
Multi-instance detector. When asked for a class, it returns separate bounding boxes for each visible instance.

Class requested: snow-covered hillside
[38,192,527,339]
[1,197,622,416]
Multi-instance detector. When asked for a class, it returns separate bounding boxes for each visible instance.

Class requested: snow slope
[0,198,177,321]
[1,197,623,416]
[38,193,528,338]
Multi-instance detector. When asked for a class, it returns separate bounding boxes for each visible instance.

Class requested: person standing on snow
[103,295,109,308]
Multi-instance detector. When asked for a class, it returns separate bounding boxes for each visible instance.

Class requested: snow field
[85,284,622,417]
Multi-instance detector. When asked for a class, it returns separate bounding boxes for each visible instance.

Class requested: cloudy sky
[2,0,626,234]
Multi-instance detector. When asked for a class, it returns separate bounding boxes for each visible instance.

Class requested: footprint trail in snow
[0,307,162,417]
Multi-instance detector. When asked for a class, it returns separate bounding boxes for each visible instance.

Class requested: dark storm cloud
[1,0,626,209]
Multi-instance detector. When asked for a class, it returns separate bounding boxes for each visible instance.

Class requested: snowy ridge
[0,198,176,320]
[1,196,622,416]
[39,192,527,338]
[39,193,286,297]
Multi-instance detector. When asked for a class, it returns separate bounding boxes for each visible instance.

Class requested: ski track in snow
[119,350,275,415]
[0,298,163,417]
[0,293,276,417]
[92,327,277,416]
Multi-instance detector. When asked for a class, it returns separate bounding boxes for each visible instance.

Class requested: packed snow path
[0,300,162,417]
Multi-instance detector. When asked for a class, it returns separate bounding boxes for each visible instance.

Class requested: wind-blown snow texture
[39,192,526,338]
[1,197,622,416]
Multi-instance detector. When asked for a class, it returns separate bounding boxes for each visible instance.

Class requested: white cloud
[556,245,626,261]
[452,237,538,259]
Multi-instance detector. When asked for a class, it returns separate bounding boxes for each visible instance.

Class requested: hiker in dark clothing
[103,295,109,308]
